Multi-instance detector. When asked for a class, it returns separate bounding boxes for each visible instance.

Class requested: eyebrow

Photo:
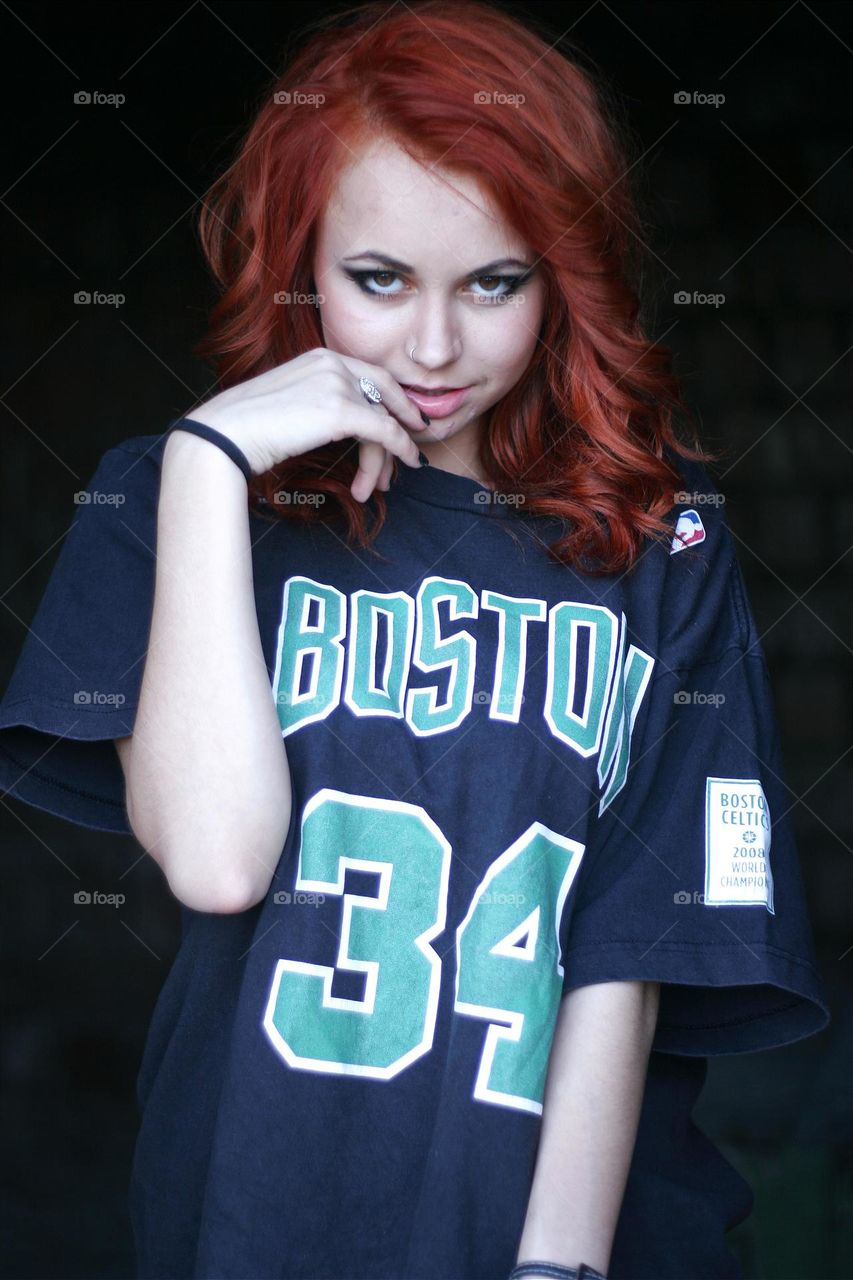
[341,250,533,276]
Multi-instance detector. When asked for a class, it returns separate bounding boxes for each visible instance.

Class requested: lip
[401,384,473,418]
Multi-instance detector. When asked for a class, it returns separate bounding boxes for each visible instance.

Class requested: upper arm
[111,733,252,913]
[113,734,147,853]
[114,734,133,777]
[114,735,134,819]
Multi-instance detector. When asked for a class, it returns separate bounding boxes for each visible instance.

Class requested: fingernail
[420,411,431,425]
[418,451,430,467]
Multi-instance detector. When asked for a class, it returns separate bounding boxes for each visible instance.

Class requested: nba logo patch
[670,508,706,555]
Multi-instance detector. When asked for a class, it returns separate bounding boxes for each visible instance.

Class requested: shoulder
[662,448,732,565]
[87,432,169,483]
[622,450,753,669]
[61,433,172,570]
[77,433,170,518]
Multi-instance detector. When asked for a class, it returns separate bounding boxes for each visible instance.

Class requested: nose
[407,297,463,369]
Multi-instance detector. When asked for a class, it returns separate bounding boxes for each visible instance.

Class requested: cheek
[476,309,541,380]
[320,283,360,328]
[319,289,393,355]
[318,293,376,355]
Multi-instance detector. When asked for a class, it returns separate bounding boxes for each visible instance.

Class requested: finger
[353,363,429,437]
[345,402,422,471]
[371,451,392,492]
[351,438,387,503]
[378,451,394,491]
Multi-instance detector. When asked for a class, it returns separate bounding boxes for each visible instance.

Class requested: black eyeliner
[343,267,534,298]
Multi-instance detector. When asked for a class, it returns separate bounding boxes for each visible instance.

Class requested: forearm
[515,980,661,1277]
[127,430,291,912]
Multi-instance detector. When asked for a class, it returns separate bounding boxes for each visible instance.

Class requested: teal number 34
[262,789,585,1114]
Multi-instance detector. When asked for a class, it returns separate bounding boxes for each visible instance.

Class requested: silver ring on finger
[358,376,383,406]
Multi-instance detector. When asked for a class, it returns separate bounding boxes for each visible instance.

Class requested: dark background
[1,2,851,1277]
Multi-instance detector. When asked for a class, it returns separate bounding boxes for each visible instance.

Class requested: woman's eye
[345,269,529,302]
[469,273,532,301]
[370,271,400,292]
[346,270,404,299]
[472,275,502,294]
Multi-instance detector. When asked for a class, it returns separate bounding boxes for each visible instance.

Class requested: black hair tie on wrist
[167,417,253,483]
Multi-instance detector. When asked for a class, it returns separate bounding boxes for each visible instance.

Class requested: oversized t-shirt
[0,422,830,1280]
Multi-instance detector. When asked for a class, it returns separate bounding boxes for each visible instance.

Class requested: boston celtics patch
[704,777,774,912]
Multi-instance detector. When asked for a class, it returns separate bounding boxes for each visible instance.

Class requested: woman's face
[312,137,546,476]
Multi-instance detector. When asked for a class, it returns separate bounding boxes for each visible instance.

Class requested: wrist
[166,417,257,482]
[178,407,268,477]
[508,1262,607,1280]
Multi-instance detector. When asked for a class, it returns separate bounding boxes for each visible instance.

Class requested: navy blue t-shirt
[0,425,830,1280]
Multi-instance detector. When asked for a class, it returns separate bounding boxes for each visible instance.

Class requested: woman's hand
[184,346,427,503]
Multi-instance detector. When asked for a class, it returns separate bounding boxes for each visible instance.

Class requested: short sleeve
[561,466,831,1055]
[0,435,166,834]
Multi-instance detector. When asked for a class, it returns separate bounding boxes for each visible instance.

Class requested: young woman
[0,3,829,1278]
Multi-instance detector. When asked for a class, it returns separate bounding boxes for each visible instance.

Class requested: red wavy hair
[194,0,717,575]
